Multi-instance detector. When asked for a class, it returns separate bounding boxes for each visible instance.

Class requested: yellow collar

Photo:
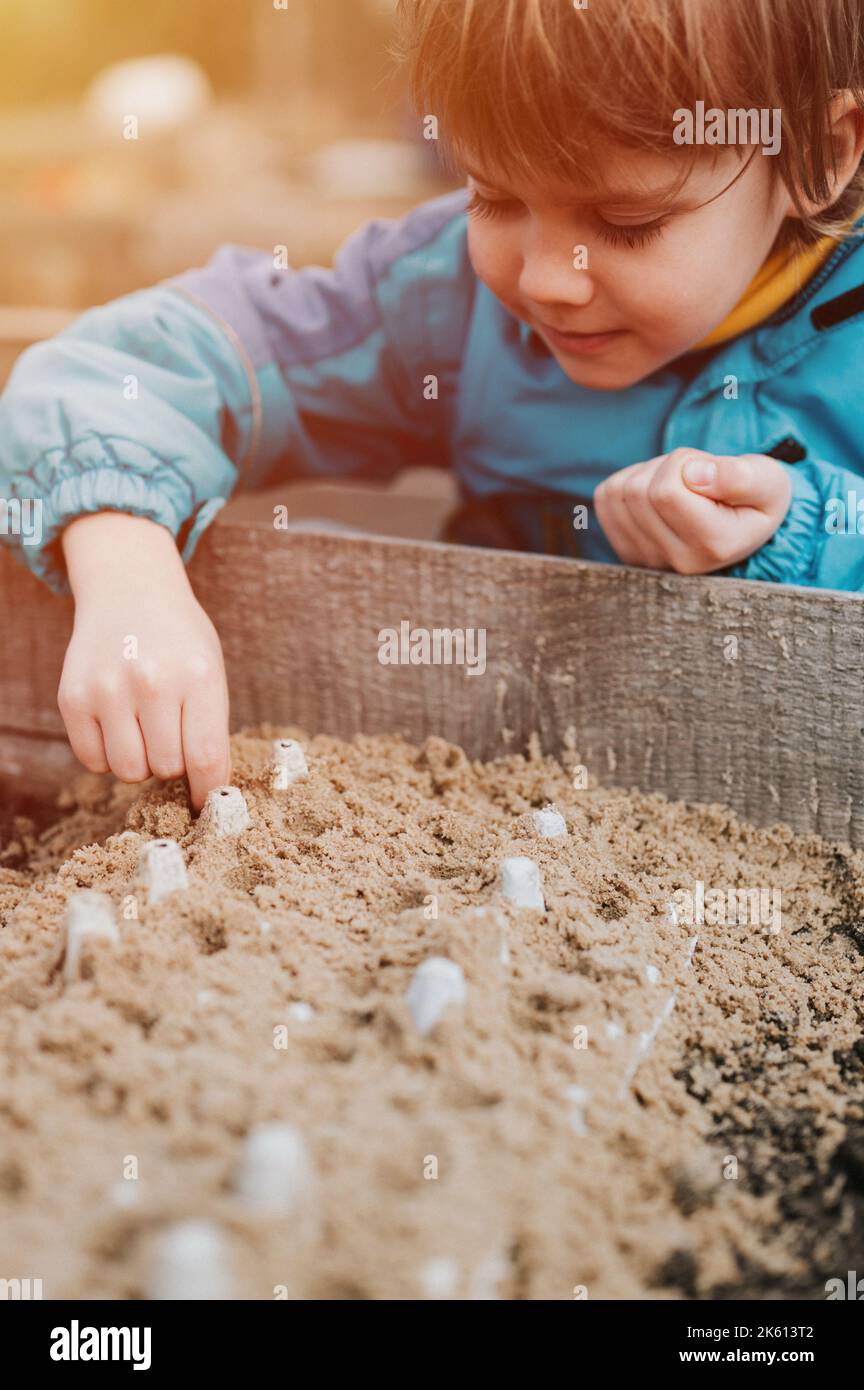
[693,222,859,351]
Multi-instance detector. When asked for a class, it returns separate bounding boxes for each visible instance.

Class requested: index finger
[181,686,231,812]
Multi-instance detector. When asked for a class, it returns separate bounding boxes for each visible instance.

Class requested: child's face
[465,147,791,390]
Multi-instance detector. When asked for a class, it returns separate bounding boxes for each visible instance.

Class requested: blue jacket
[2,187,864,593]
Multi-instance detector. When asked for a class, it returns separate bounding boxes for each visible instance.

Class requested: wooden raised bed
[2,508,862,845]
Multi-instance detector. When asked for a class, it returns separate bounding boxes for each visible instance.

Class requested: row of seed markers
[58,740,694,1297]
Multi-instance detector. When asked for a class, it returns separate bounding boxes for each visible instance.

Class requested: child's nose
[518,237,595,310]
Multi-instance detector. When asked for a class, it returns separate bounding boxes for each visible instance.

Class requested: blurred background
[0,0,462,549]
[0,0,457,355]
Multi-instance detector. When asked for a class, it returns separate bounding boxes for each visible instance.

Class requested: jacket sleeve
[0,190,471,594]
[731,458,864,591]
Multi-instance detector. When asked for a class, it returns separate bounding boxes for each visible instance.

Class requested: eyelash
[597,220,668,249]
[466,192,669,248]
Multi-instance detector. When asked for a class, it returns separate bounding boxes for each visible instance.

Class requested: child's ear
[821,92,864,203]
[785,92,864,220]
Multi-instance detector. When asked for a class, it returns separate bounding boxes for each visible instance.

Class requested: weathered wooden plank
[1,514,862,843]
[0,732,80,813]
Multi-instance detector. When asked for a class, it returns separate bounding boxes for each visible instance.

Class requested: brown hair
[394,0,864,248]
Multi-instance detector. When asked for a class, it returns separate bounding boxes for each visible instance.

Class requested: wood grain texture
[0,732,80,809]
[2,516,863,844]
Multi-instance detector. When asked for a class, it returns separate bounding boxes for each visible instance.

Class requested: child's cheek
[466,222,520,304]
[639,235,755,347]
[617,251,730,353]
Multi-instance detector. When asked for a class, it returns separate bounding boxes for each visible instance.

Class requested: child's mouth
[537,322,625,355]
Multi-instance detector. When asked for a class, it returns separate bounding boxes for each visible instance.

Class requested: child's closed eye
[595,216,669,248]
[467,190,669,249]
[466,191,521,221]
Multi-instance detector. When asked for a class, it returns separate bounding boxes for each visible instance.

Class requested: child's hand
[58,512,231,811]
[594,448,792,574]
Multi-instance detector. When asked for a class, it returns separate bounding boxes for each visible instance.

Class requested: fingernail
[683,459,716,488]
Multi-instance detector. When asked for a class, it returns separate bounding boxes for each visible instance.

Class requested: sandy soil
[1,727,863,1300]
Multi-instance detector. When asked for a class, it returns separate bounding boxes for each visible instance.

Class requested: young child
[1,0,863,811]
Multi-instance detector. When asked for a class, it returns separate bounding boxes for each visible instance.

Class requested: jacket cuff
[732,463,823,587]
[12,466,194,596]
[178,495,228,565]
